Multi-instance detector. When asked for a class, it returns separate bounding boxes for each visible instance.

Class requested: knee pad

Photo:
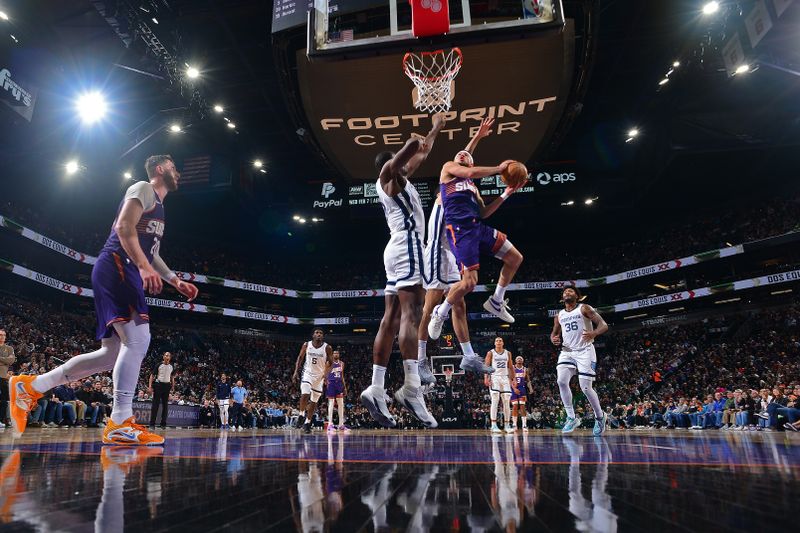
[490,391,500,403]
[310,390,322,404]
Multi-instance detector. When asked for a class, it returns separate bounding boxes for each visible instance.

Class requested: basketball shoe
[483,297,515,323]
[0,451,21,524]
[360,385,397,428]
[427,304,447,340]
[102,417,165,446]
[101,446,163,474]
[418,358,436,387]
[394,385,438,429]
[460,355,495,375]
[8,375,42,438]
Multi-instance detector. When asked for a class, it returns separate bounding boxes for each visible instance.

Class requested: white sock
[460,342,475,357]
[328,399,335,425]
[512,416,517,428]
[557,367,576,419]
[503,397,511,425]
[403,359,421,388]
[417,340,427,361]
[109,320,151,424]
[492,283,508,303]
[33,337,121,393]
[437,300,452,318]
[337,397,345,426]
[490,392,499,423]
[371,365,386,388]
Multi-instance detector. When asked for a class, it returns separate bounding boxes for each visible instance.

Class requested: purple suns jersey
[441,177,480,223]
[100,182,165,264]
[514,367,527,395]
[328,361,343,386]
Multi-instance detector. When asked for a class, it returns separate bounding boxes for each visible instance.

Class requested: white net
[402,48,463,113]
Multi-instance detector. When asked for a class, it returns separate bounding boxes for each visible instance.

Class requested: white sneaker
[522,426,529,432]
[505,425,516,433]
[237,426,244,431]
[483,297,515,323]
[427,304,447,340]
[394,385,438,429]
[360,385,397,428]
[491,424,502,433]
[418,358,436,387]
[460,355,495,375]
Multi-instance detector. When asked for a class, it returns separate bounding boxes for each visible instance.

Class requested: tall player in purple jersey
[325,350,349,433]
[426,125,525,375]
[8,155,198,445]
[511,356,532,431]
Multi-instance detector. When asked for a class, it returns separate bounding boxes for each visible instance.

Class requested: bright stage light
[627,128,639,138]
[702,2,719,15]
[584,198,594,205]
[673,61,681,68]
[227,122,236,129]
[186,66,200,79]
[169,123,181,133]
[734,64,750,75]
[566,200,574,206]
[659,78,669,86]
[0,11,9,21]
[253,160,263,168]
[75,91,108,124]
[299,218,307,224]
[213,105,224,113]
[65,160,79,175]
[123,171,132,180]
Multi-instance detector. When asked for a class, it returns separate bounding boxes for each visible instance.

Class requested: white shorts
[557,345,597,381]
[301,373,324,403]
[490,375,512,394]
[423,240,461,291]
[384,231,424,295]
[218,399,229,406]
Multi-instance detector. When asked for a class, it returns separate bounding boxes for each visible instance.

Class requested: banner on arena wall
[1,260,350,326]
[2,213,763,301]
[744,0,773,48]
[5,258,800,323]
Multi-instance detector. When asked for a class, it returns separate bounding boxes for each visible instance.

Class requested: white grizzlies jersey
[423,202,460,289]
[298,465,325,533]
[490,350,511,378]
[376,178,425,236]
[558,304,594,352]
[303,341,328,378]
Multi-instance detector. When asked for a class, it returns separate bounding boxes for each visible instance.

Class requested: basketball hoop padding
[410,0,451,38]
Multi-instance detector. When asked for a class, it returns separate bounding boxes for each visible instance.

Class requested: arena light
[702,1,719,15]
[186,66,200,79]
[499,324,510,328]
[0,11,9,21]
[298,218,307,224]
[624,313,648,320]
[75,91,108,124]
[734,64,751,75]
[584,198,596,205]
[9,34,17,43]
[669,307,685,312]
[259,169,266,174]
[627,128,639,138]
[253,160,263,168]
[353,328,367,333]
[527,323,540,327]
[560,200,575,206]
[65,160,80,175]
[673,60,681,68]
[311,217,319,222]
[169,123,181,133]
[213,104,224,113]
[771,289,793,295]
[227,122,236,129]
[123,171,133,180]
[292,215,300,221]
[714,297,741,305]
[151,17,159,24]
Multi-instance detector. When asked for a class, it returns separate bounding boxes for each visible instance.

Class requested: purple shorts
[326,380,344,399]
[91,251,149,340]
[511,387,527,403]
[444,219,507,272]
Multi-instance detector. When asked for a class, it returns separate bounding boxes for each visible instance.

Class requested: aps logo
[536,172,576,186]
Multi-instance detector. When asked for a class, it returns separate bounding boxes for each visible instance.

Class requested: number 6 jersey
[558,304,594,352]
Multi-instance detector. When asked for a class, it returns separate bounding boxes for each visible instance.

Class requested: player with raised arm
[550,286,609,436]
[511,356,532,431]
[484,337,516,433]
[426,128,525,375]
[293,328,333,434]
[8,155,198,445]
[417,118,495,390]
[360,113,447,429]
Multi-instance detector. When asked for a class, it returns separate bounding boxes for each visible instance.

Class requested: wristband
[500,192,510,200]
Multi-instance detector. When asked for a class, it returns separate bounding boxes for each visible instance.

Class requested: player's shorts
[490,375,512,394]
[444,219,513,272]
[91,251,149,340]
[384,230,425,295]
[326,381,344,399]
[218,399,229,406]
[511,388,527,405]
[557,345,598,382]
[301,373,324,402]
[423,239,461,290]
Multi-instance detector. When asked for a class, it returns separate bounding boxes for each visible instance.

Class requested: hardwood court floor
[1,427,798,531]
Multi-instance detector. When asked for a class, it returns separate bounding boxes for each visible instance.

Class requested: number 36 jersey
[558,304,594,352]
[304,341,329,379]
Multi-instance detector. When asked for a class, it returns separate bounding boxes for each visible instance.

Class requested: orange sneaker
[102,417,165,446]
[101,446,163,474]
[8,375,43,438]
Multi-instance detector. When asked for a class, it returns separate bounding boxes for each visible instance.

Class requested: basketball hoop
[444,368,453,384]
[402,48,463,113]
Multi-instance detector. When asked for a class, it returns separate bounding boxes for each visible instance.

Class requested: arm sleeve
[124,181,157,211]
[152,251,178,283]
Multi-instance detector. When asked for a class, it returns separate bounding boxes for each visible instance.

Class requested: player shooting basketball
[427,122,525,375]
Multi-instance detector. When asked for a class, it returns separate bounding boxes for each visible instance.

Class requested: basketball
[501,161,529,189]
